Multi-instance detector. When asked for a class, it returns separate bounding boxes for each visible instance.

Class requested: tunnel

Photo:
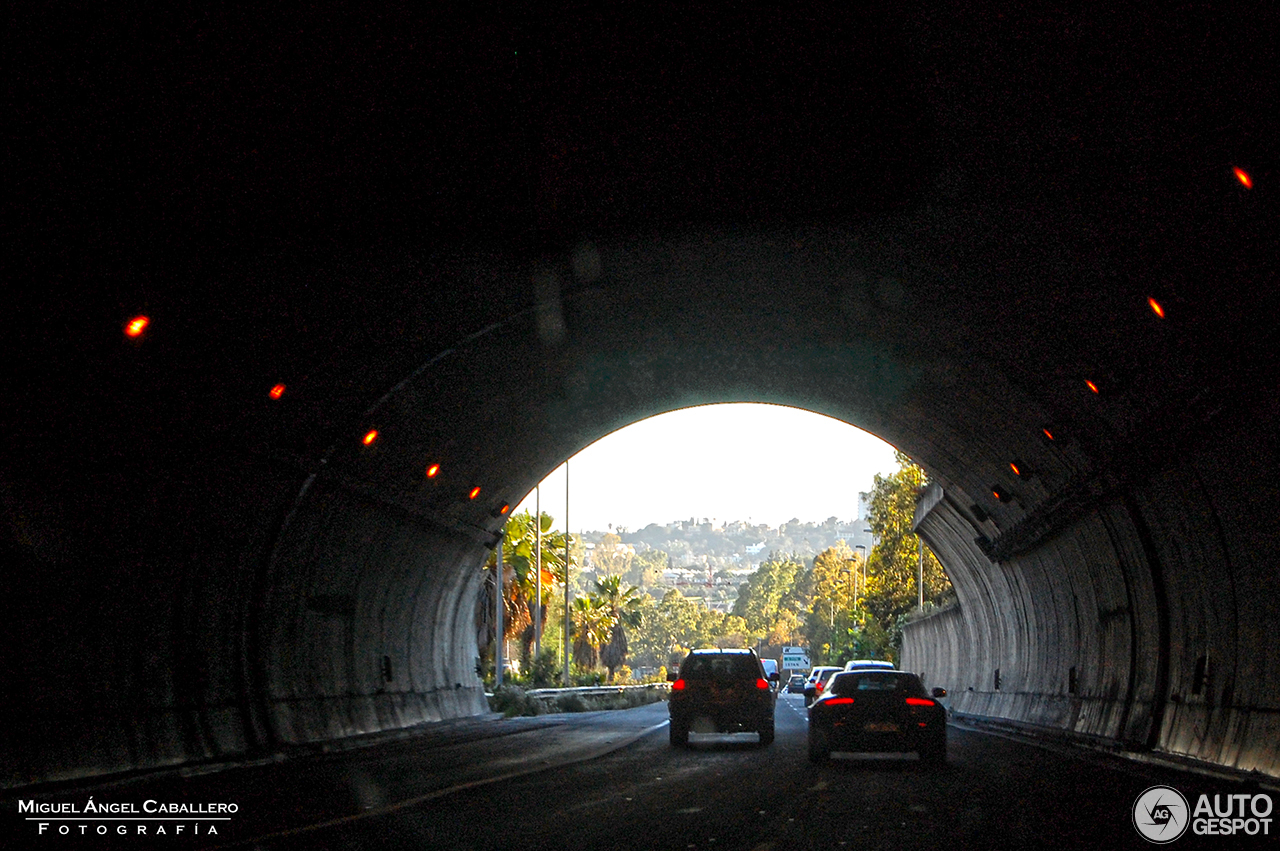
[6,6,1277,790]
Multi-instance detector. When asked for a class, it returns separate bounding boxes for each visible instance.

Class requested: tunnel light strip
[362,429,379,446]
[1233,167,1253,189]
[269,383,286,399]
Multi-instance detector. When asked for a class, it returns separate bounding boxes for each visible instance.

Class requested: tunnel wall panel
[261,477,488,747]
[2,455,303,787]
[905,416,1279,777]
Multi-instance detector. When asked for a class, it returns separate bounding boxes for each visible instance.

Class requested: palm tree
[482,510,571,671]
[593,575,644,682]
[571,596,611,672]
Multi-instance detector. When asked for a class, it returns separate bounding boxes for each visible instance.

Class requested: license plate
[864,721,899,733]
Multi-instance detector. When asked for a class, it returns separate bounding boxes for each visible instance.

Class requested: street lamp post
[495,537,504,688]
[534,485,541,663]
[563,461,571,688]
[917,536,924,612]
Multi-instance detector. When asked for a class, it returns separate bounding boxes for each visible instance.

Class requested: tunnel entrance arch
[246,220,1276,782]
[5,214,1276,788]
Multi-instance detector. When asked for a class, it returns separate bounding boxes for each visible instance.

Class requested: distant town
[575,493,875,613]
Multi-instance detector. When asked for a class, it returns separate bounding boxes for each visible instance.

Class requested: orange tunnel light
[469,486,482,500]
[1086,380,1100,394]
[1043,428,1055,441]
[1010,462,1022,476]
[125,316,150,338]
[1233,167,1253,189]
[362,429,379,446]
[269,383,286,400]
[1148,297,1165,318]
[426,463,440,479]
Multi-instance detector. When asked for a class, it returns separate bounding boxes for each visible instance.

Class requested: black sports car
[807,670,947,764]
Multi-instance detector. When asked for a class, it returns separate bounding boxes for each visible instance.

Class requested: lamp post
[853,544,866,610]
[495,538,504,688]
[917,536,924,612]
[563,460,571,688]
[534,485,541,663]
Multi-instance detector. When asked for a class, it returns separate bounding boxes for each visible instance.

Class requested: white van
[760,658,779,687]
[843,659,895,671]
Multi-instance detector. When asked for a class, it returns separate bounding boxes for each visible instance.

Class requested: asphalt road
[6,693,1275,850]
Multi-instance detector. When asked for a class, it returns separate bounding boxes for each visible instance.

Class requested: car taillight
[816,681,825,693]
[756,678,769,690]
[825,697,854,705]
[905,697,935,706]
[672,679,686,691]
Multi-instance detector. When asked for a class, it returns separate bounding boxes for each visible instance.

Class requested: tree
[570,596,610,671]
[481,510,573,671]
[594,574,644,681]
[592,531,634,579]
[803,542,864,664]
[732,554,804,642]
[631,547,668,588]
[860,452,954,660]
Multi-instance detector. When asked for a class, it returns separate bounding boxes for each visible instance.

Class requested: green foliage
[632,548,668,588]
[527,648,559,687]
[732,554,804,641]
[863,453,953,634]
[488,685,544,717]
[625,589,751,668]
[482,510,576,668]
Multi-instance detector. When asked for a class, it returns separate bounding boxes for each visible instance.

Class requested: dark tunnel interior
[5,5,1278,788]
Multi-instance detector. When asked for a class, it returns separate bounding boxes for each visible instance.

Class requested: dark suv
[668,649,778,747]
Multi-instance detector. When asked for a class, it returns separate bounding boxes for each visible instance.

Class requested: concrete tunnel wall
[4,213,1278,788]
[904,408,1280,776]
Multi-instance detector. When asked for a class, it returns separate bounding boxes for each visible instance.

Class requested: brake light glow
[756,678,769,690]
[1234,167,1252,189]
[1148,297,1165,318]
[426,464,440,478]
[905,697,935,706]
[362,430,378,445]
[672,679,686,691]
[269,383,286,400]
[125,316,149,338]
[825,697,854,705]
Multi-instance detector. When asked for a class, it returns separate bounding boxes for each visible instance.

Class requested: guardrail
[523,683,671,699]
[486,682,671,715]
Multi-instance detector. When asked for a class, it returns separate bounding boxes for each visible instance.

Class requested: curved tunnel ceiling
[6,6,1277,785]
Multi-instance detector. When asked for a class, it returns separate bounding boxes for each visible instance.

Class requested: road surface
[6,692,1274,850]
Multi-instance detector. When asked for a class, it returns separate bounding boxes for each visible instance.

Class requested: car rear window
[829,671,925,697]
[682,654,760,680]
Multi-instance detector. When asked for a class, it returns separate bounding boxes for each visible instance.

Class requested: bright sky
[513,403,902,533]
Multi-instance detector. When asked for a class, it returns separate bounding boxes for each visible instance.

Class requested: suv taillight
[672,678,686,691]
[756,678,769,690]
[905,697,934,706]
